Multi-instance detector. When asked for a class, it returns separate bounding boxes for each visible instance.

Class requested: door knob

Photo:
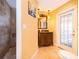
[72,33,75,36]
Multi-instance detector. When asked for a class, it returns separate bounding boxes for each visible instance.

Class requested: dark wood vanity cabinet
[38,32,53,47]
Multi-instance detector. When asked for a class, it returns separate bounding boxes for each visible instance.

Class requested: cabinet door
[38,33,53,47]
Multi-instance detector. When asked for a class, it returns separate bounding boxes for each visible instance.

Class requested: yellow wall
[48,15,56,32]
[48,0,78,31]
[21,0,38,59]
[49,0,78,55]
[47,15,56,44]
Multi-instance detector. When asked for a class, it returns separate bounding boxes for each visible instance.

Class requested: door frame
[16,0,22,59]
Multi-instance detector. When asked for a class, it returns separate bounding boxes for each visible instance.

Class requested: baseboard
[30,49,39,59]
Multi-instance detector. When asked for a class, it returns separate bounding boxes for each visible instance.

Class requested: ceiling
[6,0,16,8]
[37,0,70,12]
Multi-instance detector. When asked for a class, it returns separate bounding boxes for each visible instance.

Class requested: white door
[59,7,78,55]
[60,10,73,47]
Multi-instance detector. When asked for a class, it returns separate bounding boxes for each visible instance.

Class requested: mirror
[38,16,47,29]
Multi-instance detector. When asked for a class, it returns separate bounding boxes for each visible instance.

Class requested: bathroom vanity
[38,31,53,47]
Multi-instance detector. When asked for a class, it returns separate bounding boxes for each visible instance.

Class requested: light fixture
[37,9,40,18]
[48,10,50,19]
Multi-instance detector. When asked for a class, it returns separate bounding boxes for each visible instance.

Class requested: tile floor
[34,46,61,59]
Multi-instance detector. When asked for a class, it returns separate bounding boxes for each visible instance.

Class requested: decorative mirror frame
[38,14,47,29]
